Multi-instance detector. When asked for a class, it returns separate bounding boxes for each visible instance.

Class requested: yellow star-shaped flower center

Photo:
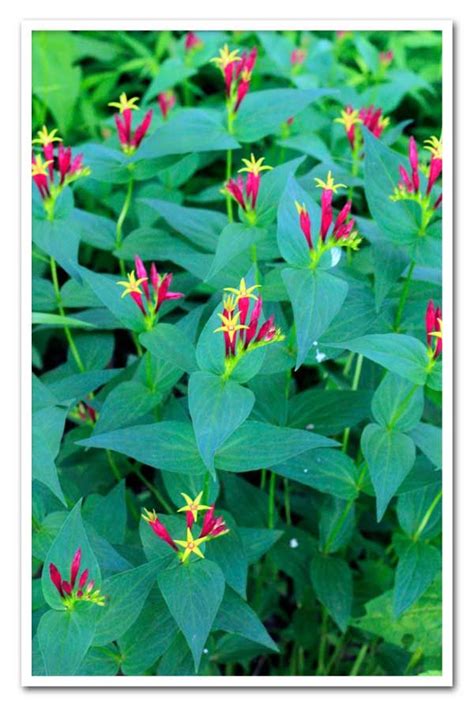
[210,44,241,70]
[174,529,207,562]
[334,108,362,131]
[424,136,442,160]
[224,277,261,300]
[294,200,308,215]
[238,153,273,177]
[32,125,63,146]
[222,295,237,313]
[108,92,141,114]
[32,155,53,177]
[214,311,249,344]
[314,170,347,193]
[116,270,148,298]
[429,317,443,340]
[177,491,211,522]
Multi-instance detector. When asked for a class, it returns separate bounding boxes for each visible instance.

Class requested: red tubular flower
[200,506,229,538]
[359,105,389,138]
[425,299,436,347]
[244,296,263,347]
[332,202,356,241]
[78,568,89,595]
[49,563,64,597]
[234,73,251,112]
[399,165,414,192]
[426,148,443,195]
[32,155,51,199]
[425,301,443,358]
[379,50,394,66]
[142,509,178,550]
[409,136,420,192]
[295,201,313,249]
[225,177,246,210]
[434,307,443,357]
[132,110,153,149]
[211,45,255,112]
[109,94,152,154]
[256,315,277,343]
[157,91,176,120]
[117,260,183,318]
[434,193,442,210]
[155,272,184,313]
[291,48,307,66]
[320,189,333,242]
[185,31,203,51]
[70,547,81,587]
[135,255,150,301]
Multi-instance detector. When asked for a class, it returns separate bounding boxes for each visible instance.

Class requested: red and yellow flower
[49,547,105,608]
[225,154,273,219]
[108,93,153,155]
[210,44,258,114]
[425,300,443,360]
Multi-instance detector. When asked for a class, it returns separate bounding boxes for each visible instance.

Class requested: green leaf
[352,577,442,659]
[256,157,306,226]
[118,591,177,675]
[93,560,164,645]
[33,405,67,504]
[372,240,410,311]
[408,423,442,469]
[371,373,424,432]
[393,541,441,617]
[239,527,283,564]
[310,552,353,632]
[215,421,338,472]
[140,323,198,373]
[45,369,121,404]
[138,197,226,251]
[273,449,358,500]
[397,483,442,540]
[93,381,161,435]
[287,388,372,435]
[33,31,81,133]
[188,371,255,476]
[157,559,225,670]
[84,481,127,545]
[282,267,348,368]
[334,333,430,385]
[33,214,81,281]
[213,587,278,651]
[76,645,120,676]
[78,267,145,332]
[32,312,97,329]
[37,603,99,676]
[206,224,267,281]
[363,129,423,244]
[206,518,248,597]
[234,88,335,142]
[78,421,206,477]
[41,500,101,610]
[138,108,239,159]
[361,423,416,521]
[143,57,196,102]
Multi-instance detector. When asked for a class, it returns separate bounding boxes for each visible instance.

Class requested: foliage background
[31,29,443,678]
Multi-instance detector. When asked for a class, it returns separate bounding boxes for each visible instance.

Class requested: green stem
[49,256,85,372]
[260,468,267,490]
[323,497,353,554]
[283,478,292,525]
[316,608,328,674]
[106,449,122,482]
[115,178,134,276]
[413,490,442,542]
[268,471,276,528]
[349,643,369,676]
[134,469,173,514]
[393,260,415,332]
[342,353,364,453]
[325,634,346,675]
[225,147,233,223]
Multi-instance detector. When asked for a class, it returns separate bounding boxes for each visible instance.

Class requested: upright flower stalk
[157,90,176,120]
[32,126,90,220]
[211,44,258,222]
[391,135,443,235]
[335,105,389,188]
[49,547,105,609]
[224,154,273,224]
[108,93,153,155]
[214,278,284,372]
[142,491,229,565]
[117,255,184,330]
[295,171,362,268]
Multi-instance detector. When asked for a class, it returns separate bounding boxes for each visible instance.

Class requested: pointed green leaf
[310,552,353,632]
[140,323,198,373]
[213,587,278,651]
[393,541,441,617]
[371,373,424,432]
[37,603,99,676]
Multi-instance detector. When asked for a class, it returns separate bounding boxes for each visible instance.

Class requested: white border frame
[21,18,453,688]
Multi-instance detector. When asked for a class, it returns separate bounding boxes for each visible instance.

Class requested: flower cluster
[117,256,184,327]
[108,93,153,155]
[425,300,443,360]
[295,171,361,258]
[225,154,272,221]
[49,547,105,608]
[184,31,203,53]
[291,48,307,67]
[335,104,390,150]
[157,90,176,120]
[32,126,90,212]
[210,44,257,115]
[214,278,284,358]
[379,50,394,67]
[142,491,229,563]
[391,135,442,211]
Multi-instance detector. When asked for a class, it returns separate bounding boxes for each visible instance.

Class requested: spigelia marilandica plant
[108,92,153,155]
[32,126,90,219]
[224,154,273,223]
[116,255,184,329]
[142,492,229,563]
[390,135,443,234]
[49,548,106,609]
